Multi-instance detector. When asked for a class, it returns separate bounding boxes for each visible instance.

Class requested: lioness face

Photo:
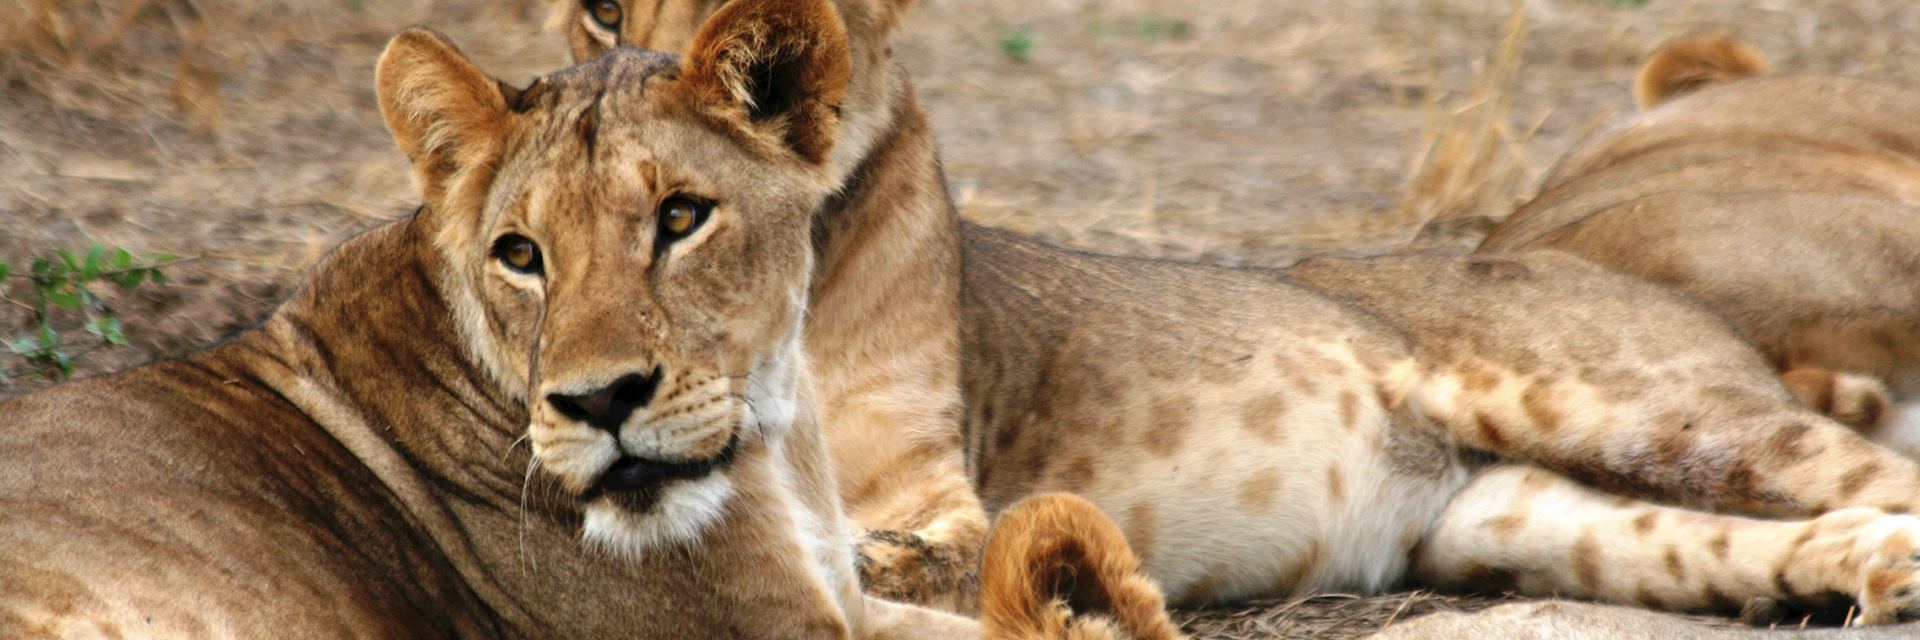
[376,0,849,551]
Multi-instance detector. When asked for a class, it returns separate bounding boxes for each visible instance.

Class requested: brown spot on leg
[1522,382,1561,431]
[1632,512,1659,535]
[1339,390,1360,431]
[1839,461,1883,501]
[1143,395,1194,457]
[1238,393,1288,444]
[1238,467,1283,512]
[1326,466,1346,507]
[1272,540,1324,595]
[1664,545,1686,581]
[1571,532,1602,591]
[1762,422,1814,464]
[1709,528,1732,561]
[1461,564,1520,593]
[1483,513,1526,539]
[1179,575,1222,605]
[1475,412,1509,450]
[1056,455,1097,493]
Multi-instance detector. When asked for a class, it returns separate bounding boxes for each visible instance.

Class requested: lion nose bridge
[536,275,666,433]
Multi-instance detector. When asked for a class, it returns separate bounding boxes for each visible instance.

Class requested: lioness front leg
[837,430,987,612]
[1417,465,1920,624]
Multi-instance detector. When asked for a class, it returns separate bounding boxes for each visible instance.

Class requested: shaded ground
[5,0,1920,636]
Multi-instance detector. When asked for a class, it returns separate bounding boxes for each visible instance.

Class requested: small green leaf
[52,349,74,378]
[55,248,80,272]
[0,261,11,280]
[30,258,55,277]
[999,27,1034,62]
[111,248,133,270]
[7,336,38,355]
[81,245,105,280]
[44,290,80,310]
[101,315,127,345]
[114,269,147,289]
[37,324,59,348]
[149,269,167,285]
[153,253,178,265]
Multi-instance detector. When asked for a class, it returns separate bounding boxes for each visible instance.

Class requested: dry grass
[8,0,1920,637]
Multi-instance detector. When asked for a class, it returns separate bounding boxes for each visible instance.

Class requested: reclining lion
[557,1,1920,628]
[1480,36,1920,448]
[0,0,1180,637]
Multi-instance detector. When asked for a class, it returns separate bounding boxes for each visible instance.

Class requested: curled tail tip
[1635,36,1770,109]
[981,493,1184,640]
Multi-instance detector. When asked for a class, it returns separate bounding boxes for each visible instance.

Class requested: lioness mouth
[583,435,740,512]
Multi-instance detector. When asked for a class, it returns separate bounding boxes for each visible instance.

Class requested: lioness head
[375,0,848,552]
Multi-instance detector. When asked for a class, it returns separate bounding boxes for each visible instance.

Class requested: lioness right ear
[376,27,510,205]
[679,0,850,165]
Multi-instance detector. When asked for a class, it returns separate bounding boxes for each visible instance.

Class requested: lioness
[564,0,1920,626]
[1479,37,1920,448]
[0,0,1181,637]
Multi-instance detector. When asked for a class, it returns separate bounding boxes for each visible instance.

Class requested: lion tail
[980,493,1184,640]
[1635,36,1770,109]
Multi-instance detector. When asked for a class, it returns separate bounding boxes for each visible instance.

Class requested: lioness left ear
[376,27,510,205]
[679,0,850,164]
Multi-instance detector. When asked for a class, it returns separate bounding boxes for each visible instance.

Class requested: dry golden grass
[7,0,1920,636]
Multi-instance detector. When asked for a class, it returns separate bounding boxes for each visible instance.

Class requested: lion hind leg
[1412,362,1920,517]
[1417,465,1920,625]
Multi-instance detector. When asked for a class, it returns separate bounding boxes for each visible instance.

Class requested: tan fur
[1634,36,1770,108]
[0,1,1156,637]
[559,1,1920,627]
[1481,38,1920,452]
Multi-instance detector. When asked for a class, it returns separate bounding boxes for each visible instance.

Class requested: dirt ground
[6,0,1920,636]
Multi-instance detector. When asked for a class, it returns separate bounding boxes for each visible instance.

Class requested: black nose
[546,367,661,433]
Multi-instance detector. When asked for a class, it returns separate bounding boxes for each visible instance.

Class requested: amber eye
[586,0,622,29]
[491,234,544,275]
[657,196,712,250]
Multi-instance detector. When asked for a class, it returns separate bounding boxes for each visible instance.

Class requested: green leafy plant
[1,245,177,385]
[998,26,1035,62]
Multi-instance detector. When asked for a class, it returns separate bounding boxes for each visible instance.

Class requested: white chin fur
[581,472,735,557]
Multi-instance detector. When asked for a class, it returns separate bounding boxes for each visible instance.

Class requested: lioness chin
[0,0,1183,637]
[568,1,1920,628]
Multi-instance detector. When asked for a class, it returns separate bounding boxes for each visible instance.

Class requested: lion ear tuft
[376,27,510,204]
[678,0,851,164]
[1635,36,1770,109]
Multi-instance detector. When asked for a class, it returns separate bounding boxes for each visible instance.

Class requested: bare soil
[6,0,1920,636]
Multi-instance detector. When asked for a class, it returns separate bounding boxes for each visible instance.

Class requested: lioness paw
[856,528,975,611]
[1855,515,1920,625]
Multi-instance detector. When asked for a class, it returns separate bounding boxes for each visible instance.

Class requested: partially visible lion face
[375,0,849,552]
